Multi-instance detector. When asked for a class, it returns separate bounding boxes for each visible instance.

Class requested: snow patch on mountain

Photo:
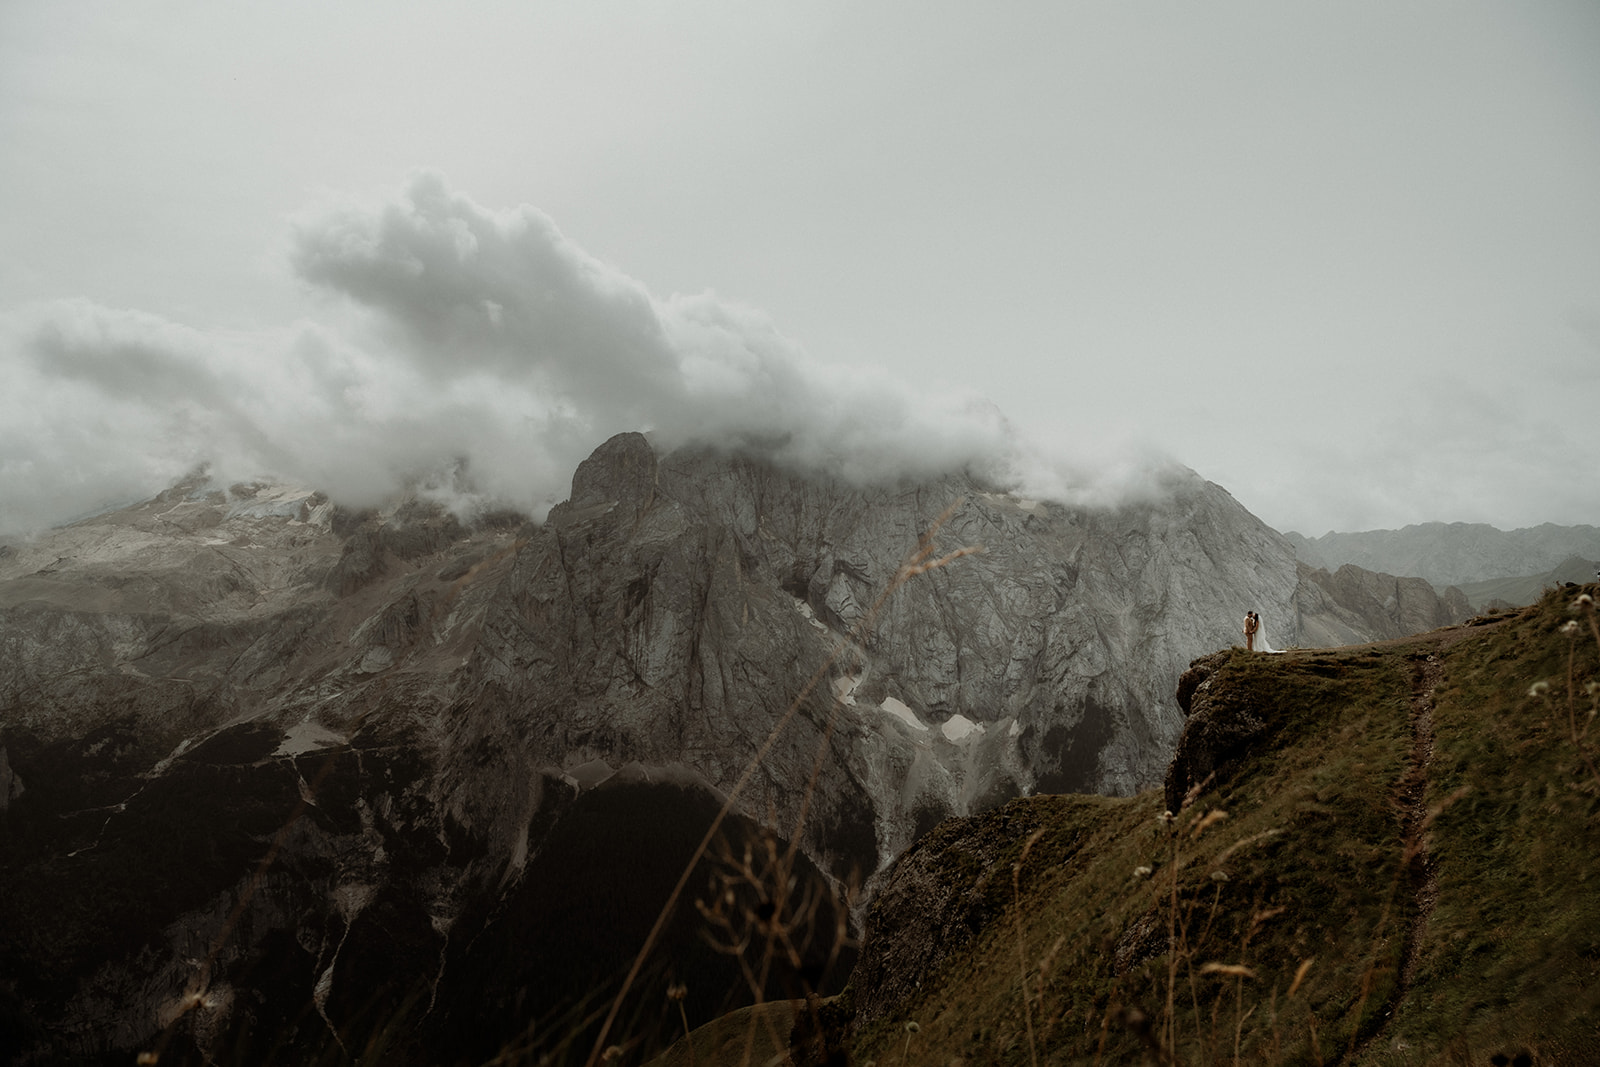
[941,714,983,743]
[879,697,928,732]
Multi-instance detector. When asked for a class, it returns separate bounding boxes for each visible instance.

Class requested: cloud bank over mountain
[0,175,1167,538]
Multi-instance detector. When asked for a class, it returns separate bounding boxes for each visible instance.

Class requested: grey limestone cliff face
[0,433,1409,1063]
[452,433,1309,879]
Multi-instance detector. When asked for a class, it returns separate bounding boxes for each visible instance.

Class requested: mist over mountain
[0,174,1166,543]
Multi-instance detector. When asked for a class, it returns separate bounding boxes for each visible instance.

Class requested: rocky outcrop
[1160,648,1300,814]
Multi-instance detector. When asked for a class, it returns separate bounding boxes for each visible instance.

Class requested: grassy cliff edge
[833,585,1600,1065]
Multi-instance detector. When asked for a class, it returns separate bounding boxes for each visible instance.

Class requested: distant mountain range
[1285,522,1600,607]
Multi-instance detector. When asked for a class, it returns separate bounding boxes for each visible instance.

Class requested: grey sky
[2,1,1597,537]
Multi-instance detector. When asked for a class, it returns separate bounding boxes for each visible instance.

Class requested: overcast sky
[2,1,1597,538]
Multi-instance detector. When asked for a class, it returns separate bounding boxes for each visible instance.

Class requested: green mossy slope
[845,586,1600,1066]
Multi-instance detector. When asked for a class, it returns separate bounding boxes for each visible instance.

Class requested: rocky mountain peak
[565,429,659,511]
[0,432,1475,1064]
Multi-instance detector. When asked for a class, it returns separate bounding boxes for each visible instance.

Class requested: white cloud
[0,175,1163,539]
[5,6,1596,536]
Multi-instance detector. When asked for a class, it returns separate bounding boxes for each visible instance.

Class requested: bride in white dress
[1254,617,1280,652]
[1254,615,1279,653]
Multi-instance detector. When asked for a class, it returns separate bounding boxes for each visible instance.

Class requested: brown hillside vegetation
[762,585,1600,1066]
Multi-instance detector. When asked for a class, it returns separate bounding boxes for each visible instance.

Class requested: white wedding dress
[1254,617,1279,653]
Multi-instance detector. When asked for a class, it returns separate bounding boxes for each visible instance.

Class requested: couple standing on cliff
[1242,610,1277,653]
